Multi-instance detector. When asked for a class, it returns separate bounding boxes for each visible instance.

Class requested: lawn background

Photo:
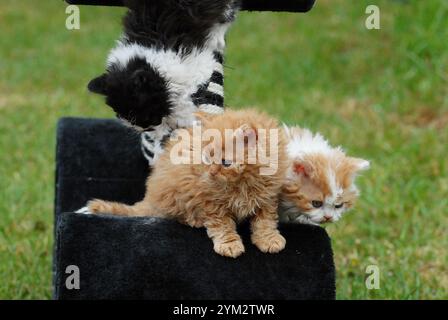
[0,0,447,299]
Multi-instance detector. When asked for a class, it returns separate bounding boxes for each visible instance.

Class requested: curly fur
[88,109,288,258]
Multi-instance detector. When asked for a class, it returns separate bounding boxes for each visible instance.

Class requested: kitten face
[203,125,255,184]
[281,126,369,225]
[88,57,172,130]
[194,109,283,184]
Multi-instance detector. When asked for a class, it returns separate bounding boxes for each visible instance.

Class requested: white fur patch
[205,22,231,52]
[107,43,217,99]
[356,159,371,170]
[283,125,343,160]
[326,167,343,204]
[76,206,91,215]
[206,82,224,96]
[213,63,224,74]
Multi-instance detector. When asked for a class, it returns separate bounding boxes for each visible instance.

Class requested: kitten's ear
[292,160,312,177]
[350,157,370,172]
[88,74,108,95]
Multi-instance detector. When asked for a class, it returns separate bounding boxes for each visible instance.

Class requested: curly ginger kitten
[280,126,370,225]
[88,109,288,258]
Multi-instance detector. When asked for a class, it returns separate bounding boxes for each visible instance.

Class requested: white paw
[75,206,91,215]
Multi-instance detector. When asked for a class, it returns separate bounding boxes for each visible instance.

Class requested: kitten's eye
[335,203,344,209]
[221,159,232,167]
[311,200,323,208]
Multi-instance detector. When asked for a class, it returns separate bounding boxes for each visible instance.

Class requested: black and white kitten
[88,0,241,165]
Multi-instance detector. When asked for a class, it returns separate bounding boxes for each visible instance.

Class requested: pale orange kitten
[87,109,288,258]
[280,126,370,225]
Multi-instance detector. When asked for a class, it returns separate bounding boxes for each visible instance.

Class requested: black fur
[191,84,224,106]
[213,51,224,64]
[142,146,154,159]
[122,0,241,51]
[88,0,240,129]
[210,71,224,85]
[88,57,172,129]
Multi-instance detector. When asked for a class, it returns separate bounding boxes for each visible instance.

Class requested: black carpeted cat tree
[66,0,317,12]
[54,0,336,300]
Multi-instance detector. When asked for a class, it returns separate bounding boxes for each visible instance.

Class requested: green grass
[0,0,447,299]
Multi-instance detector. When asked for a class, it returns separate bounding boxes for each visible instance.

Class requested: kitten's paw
[87,199,111,214]
[184,217,204,228]
[252,232,286,254]
[214,240,245,258]
[75,206,91,215]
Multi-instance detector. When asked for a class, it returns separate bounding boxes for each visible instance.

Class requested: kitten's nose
[323,215,332,222]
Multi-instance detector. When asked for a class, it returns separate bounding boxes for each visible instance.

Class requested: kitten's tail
[87,199,159,217]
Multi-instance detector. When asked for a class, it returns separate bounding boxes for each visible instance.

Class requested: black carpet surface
[53,117,335,300]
